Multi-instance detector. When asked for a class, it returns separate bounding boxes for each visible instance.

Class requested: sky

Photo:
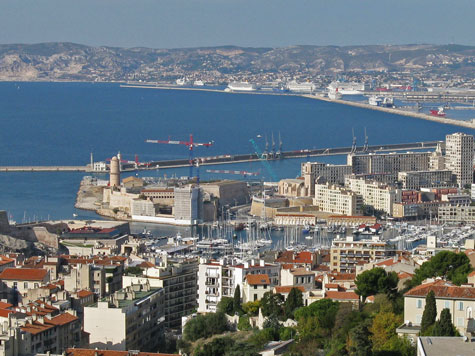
[0,0,474,49]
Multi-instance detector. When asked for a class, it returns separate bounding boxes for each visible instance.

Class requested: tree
[294,298,340,332]
[432,308,457,336]
[238,315,252,331]
[420,291,437,334]
[218,297,235,316]
[355,268,398,302]
[260,291,285,318]
[242,300,261,316]
[233,285,242,313]
[194,336,234,356]
[349,322,373,356]
[410,251,472,287]
[183,312,229,342]
[369,311,403,352]
[284,287,304,319]
[124,266,143,275]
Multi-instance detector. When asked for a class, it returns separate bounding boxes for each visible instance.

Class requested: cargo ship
[430,107,446,117]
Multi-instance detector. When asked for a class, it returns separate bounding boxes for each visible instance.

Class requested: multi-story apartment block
[0,268,50,303]
[302,162,352,195]
[347,152,430,175]
[345,177,401,215]
[438,205,475,223]
[398,170,455,190]
[445,133,474,188]
[314,183,362,216]
[330,236,396,273]
[84,284,165,351]
[403,279,475,335]
[197,258,280,313]
[174,185,201,224]
[63,263,106,297]
[122,259,198,329]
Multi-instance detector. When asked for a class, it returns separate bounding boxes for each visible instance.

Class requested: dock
[0,141,441,173]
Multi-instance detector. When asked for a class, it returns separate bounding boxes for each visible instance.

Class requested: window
[24,282,28,289]
[457,317,464,327]
[254,294,257,301]
[254,285,257,290]
[458,302,464,311]
[417,299,423,309]
[445,301,450,309]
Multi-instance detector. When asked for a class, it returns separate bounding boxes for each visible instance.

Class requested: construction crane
[206,169,260,177]
[146,134,214,178]
[276,132,283,158]
[249,138,278,182]
[351,128,357,153]
[363,127,369,152]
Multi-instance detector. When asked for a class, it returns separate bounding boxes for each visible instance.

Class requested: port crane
[146,134,214,178]
[249,138,278,182]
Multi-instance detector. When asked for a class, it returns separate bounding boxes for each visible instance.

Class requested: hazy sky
[1,0,474,48]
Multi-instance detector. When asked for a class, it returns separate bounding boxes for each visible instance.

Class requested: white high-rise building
[445,133,474,188]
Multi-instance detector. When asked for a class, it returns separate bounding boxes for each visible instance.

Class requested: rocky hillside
[0,42,474,82]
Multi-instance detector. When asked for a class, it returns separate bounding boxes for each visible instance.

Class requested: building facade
[445,133,474,188]
[347,152,430,175]
[314,183,362,216]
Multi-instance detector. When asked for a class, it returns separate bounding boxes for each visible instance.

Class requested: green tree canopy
[233,285,242,314]
[183,312,229,342]
[242,300,261,316]
[432,308,457,336]
[420,290,437,334]
[410,251,472,287]
[260,291,285,318]
[355,268,399,301]
[217,297,235,316]
[369,311,403,352]
[294,298,340,331]
[284,287,304,319]
[349,321,373,356]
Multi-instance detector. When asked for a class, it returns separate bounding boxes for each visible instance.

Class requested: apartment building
[345,177,401,215]
[347,152,430,175]
[0,268,50,303]
[330,236,396,273]
[197,258,280,313]
[174,185,201,224]
[84,284,165,351]
[403,279,475,335]
[302,162,352,195]
[438,205,475,223]
[445,133,474,188]
[122,259,198,329]
[314,183,362,216]
[398,170,455,190]
[63,263,106,297]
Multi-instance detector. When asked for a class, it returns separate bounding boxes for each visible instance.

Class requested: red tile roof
[0,309,13,318]
[66,350,179,356]
[0,301,13,309]
[405,280,475,299]
[77,290,94,298]
[274,286,305,294]
[246,274,270,286]
[47,313,78,326]
[0,268,48,281]
[325,291,359,300]
[0,256,15,266]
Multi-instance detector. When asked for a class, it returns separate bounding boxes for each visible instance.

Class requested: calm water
[0,82,473,222]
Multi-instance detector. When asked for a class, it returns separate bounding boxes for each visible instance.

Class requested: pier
[0,141,441,173]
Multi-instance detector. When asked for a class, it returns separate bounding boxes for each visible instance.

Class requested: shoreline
[121,84,475,130]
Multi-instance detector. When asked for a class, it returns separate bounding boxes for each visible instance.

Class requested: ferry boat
[193,80,205,86]
[368,96,383,106]
[328,88,342,100]
[176,77,190,86]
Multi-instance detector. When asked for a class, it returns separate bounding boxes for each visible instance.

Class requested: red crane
[146,134,214,177]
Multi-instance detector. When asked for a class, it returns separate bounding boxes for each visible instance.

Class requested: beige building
[445,132,474,188]
[0,268,50,302]
[345,177,400,215]
[63,263,106,297]
[242,274,271,303]
[122,259,197,330]
[302,161,352,195]
[140,188,174,205]
[429,142,446,171]
[398,170,455,190]
[200,180,249,206]
[84,284,165,351]
[347,151,430,175]
[403,279,475,335]
[330,236,396,273]
[314,183,362,216]
[280,268,315,291]
[438,205,475,223]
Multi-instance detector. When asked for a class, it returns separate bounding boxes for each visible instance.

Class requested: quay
[0,141,441,173]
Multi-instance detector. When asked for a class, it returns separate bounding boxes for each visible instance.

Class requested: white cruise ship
[193,80,205,86]
[328,81,368,95]
[227,82,257,91]
[286,81,315,93]
[328,88,342,100]
[176,77,191,86]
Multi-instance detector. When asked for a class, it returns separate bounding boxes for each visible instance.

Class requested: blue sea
[0,82,474,223]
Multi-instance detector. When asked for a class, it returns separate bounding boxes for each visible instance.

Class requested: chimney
[259,260,265,267]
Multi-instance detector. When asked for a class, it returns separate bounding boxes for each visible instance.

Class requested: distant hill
[0,42,474,82]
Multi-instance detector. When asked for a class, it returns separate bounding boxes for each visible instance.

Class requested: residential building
[0,268,50,303]
[417,337,475,356]
[242,274,270,303]
[197,258,280,313]
[314,183,362,216]
[347,152,430,175]
[403,279,475,335]
[330,236,396,273]
[438,205,475,223]
[83,284,165,351]
[63,263,106,297]
[122,259,198,329]
[280,268,315,291]
[174,185,200,224]
[398,170,455,190]
[65,349,179,356]
[302,162,352,195]
[445,132,474,187]
[345,177,401,215]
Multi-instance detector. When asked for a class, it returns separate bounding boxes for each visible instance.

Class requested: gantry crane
[146,134,214,178]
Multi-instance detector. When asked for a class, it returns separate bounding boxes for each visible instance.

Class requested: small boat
[430,107,446,117]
